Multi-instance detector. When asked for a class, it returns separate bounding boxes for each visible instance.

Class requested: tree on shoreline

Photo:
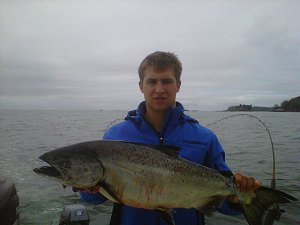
[273,96,300,112]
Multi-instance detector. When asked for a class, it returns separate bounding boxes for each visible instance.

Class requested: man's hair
[138,51,182,82]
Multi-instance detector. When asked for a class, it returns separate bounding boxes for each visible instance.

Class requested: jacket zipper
[157,112,173,145]
[143,118,167,145]
[156,131,163,144]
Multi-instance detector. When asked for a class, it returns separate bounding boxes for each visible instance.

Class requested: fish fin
[241,186,297,225]
[98,182,123,204]
[197,196,224,216]
[155,208,175,225]
[121,141,180,158]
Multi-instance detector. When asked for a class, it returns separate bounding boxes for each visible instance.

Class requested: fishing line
[206,113,283,224]
[102,118,124,133]
[206,113,276,189]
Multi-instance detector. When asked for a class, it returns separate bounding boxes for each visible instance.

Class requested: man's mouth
[154,97,166,101]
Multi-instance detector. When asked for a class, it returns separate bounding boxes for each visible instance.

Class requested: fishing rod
[207,113,283,224]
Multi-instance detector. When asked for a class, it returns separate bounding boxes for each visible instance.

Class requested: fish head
[33,144,104,188]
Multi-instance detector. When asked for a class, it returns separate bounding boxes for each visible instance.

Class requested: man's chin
[150,103,171,112]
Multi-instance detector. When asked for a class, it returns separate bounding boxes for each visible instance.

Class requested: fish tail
[241,186,297,225]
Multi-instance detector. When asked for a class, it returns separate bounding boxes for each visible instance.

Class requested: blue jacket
[80,101,241,225]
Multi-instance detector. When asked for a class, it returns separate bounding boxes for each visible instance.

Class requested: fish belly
[101,162,229,210]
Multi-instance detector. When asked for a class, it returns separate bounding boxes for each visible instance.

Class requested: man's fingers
[72,186,100,193]
[241,176,249,193]
[234,173,261,193]
[227,195,239,203]
[89,186,100,193]
[255,180,262,189]
[234,173,242,188]
[247,176,255,192]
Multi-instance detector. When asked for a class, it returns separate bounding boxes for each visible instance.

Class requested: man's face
[139,66,181,113]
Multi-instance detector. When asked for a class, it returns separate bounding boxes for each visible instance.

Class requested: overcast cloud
[0,0,299,110]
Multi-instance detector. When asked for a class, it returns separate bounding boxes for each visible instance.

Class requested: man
[80,51,260,225]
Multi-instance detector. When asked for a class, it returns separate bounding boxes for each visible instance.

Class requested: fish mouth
[33,152,64,179]
[33,165,62,179]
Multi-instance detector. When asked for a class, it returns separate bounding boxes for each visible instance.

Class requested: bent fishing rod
[207,113,283,225]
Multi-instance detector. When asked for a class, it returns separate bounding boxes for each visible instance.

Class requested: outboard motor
[0,176,20,225]
[59,203,90,225]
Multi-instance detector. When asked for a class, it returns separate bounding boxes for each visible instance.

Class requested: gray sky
[1,0,299,111]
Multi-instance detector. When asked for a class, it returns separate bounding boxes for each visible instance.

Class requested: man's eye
[162,79,173,84]
[147,80,156,84]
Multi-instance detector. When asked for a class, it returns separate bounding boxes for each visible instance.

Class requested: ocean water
[0,110,299,225]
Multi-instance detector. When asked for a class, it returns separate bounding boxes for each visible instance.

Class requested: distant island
[226,96,300,112]
[226,105,272,112]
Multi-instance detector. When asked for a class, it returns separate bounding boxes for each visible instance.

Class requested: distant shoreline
[224,96,300,112]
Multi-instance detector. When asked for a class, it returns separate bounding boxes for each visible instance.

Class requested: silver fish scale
[83,140,236,209]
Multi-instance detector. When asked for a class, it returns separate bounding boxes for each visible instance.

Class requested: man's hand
[227,173,261,203]
[234,173,261,193]
[72,185,100,193]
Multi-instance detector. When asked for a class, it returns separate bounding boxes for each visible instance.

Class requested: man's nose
[154,81,165,93]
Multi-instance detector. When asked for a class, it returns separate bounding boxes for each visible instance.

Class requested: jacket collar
[125,101,197,125]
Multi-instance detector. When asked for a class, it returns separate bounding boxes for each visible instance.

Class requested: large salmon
[33,140,297,225]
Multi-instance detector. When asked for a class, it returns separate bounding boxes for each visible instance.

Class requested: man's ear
[177,81,181,92]
[139,81,144,93]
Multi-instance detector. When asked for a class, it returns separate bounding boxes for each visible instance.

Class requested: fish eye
[62,160,70,168]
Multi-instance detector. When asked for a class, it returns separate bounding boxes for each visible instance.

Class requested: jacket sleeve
[207,132,242,215]
[80,191,107,205]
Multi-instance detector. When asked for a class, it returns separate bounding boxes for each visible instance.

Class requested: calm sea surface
[0,110,299,225]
